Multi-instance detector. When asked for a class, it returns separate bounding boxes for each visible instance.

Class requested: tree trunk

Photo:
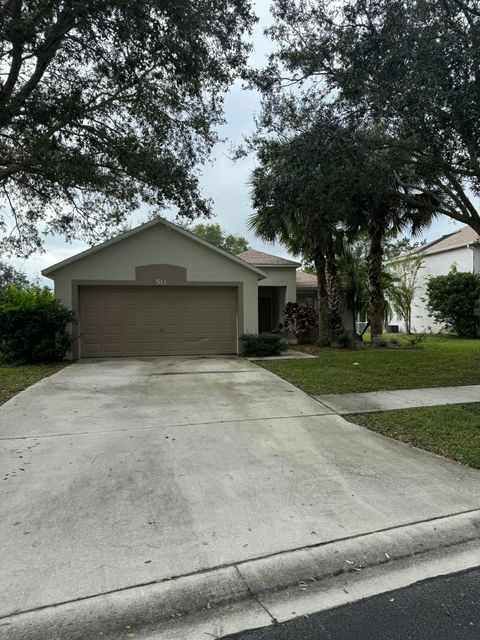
[325,244,344,340]
[367,222,384,339]
[314,252,330,346]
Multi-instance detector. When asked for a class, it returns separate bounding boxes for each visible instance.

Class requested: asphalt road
[223,568,480,640]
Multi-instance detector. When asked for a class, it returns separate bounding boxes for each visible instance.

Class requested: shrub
[426,267,480,338]
[240,333,288,357]
[280,302,318,344]
[371,336,388,348]
[335,331,358,349]
[406,333,426,349]
[0,284,74,363]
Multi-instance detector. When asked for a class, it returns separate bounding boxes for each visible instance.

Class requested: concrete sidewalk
[314,385,480,415]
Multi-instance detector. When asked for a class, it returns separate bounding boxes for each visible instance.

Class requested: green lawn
[0,363,68,405]
[348,404,480,469]
[257,336,480,394]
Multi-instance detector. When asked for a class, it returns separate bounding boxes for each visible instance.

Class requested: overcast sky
[11,1,464,283]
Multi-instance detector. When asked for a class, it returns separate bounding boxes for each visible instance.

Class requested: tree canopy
[261,0,480,235]
[189,222,249,254]
[248,108,434,338]
[0,260,29,290]
[0,0,255,256]
[427,267,480,337]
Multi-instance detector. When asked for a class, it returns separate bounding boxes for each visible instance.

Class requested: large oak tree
[0,0,255,256]
[248,107,433,339]
[262,0,480,235]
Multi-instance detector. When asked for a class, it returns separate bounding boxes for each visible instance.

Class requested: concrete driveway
[1,356,480,620]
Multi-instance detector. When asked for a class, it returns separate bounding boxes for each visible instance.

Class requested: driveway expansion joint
[144,369,259,376]
[0,412,336,441]
[234,565,278,625]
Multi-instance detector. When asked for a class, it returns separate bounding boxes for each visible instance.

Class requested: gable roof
[237,249,301,268]
[296,271,318,288]
[42,218,267,278]
[421,225,479,256]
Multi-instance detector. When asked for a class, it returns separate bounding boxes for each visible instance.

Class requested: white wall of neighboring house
[390,245,477,333]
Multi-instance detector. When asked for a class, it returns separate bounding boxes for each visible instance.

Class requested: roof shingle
[237,249,301,267]
[296,271,318,287]
[422,225,479,255]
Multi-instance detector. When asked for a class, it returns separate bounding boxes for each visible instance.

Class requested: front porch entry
[258,286,287,333]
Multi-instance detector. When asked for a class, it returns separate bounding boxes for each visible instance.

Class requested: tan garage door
[79,286,238,357]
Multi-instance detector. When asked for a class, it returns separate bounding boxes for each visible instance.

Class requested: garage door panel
[79,286,237,357]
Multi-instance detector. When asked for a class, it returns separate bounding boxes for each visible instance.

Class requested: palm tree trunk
[367,221,384,339]
[325,244,344,340]
[314,252,330,346]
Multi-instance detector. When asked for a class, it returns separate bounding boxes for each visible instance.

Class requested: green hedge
[0,285,74,363]
[426,268,480,338]
[240,333,288,357]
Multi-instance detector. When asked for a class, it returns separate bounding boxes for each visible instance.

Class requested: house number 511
[155,278,167,285]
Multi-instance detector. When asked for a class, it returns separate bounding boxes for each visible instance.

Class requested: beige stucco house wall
[42,219,266,357]
[258,267,297,304]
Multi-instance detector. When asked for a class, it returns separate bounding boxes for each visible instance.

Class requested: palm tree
[356,198,433,338]
[336,238,369,334]
[248,115,436,341]
[324,234,345,339]
[247,189,333,345]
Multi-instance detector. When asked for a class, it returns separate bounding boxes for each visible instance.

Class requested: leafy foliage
[388,253,425,334]
[247,110,433,339]
[0,0,255,256]
[383,237,426,262]
[336,239,369,334]
[263,0,480,235]
[335,332,358,350]
[240,333,288,357]
[426,267,480,338]
[0,260,29,290]
[189,223,249,254]
[280,302,318,344]
[0,285,74,362]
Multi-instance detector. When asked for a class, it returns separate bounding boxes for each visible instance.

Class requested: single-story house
[389,225,480,333]
[42,218,312,358]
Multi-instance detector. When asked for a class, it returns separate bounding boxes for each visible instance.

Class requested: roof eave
[247,262,301,268]
[423,242,477,257]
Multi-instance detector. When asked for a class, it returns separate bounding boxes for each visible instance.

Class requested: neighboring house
[42,218,311,358]
[295,271,319,305]
[390,225,480,333]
